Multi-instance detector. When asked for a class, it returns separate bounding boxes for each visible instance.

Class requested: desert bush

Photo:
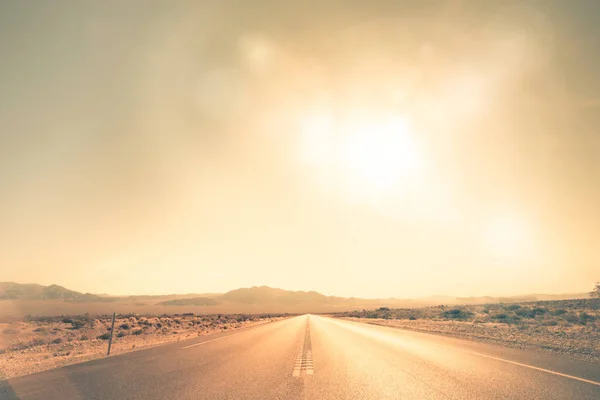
[10,342,30,351]
[490,313,521,324]
[515,308,534,318]
[542,319,559,326]
[507,304,521,311]
[532,307,548,315]
[33,327,47,332]
[117,331,127,338]
[133,329,143,335]
[80,335,89,341]
[119,323,130,330]
[62,318,73,324]
[590,282,600,298]
[442,309,473,320]
[30,337,46,346]
[25,315,58,323]
[563,313,580,324]
[97,333,111,340]
[409,316,417,320]
[71,320,85,330]
[579,312,595,325]
[51,338,63,344]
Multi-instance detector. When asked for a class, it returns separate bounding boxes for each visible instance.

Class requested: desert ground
[0,313,287,379]
[332,298,600,363]
[2,297,598,380]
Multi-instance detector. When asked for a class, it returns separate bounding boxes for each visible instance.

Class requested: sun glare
[342,115,421,190]
[298,110,422,199]
[482,214,534,263]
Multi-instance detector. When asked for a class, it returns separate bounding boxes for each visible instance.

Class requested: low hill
[0,282,108,302]
[220,286,327,304]
[157,297,219,306]
[0,282,590,319]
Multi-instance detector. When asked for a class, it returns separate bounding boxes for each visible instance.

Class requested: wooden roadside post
[107,312,116,356]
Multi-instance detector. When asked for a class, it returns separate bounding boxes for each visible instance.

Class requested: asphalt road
[1,315,599,399]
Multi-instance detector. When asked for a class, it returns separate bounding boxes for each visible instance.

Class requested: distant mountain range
[0,282,110,302]
[0,282,589,311]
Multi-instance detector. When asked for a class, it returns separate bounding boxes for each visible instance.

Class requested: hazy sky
[1,1,599,298]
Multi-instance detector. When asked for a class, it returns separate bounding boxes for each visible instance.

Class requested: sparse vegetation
[442,308,473,320]
[71,320,85,330]
[333,298,600,362]
[1,312,289,379]
[30,337,46,346]
[590,282,600,298]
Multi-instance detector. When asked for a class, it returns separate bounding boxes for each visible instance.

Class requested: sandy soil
[0,314,283,379]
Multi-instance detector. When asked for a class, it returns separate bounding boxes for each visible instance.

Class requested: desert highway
[1,315,599,399]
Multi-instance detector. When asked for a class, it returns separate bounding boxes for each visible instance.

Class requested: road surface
[1,315,599,399]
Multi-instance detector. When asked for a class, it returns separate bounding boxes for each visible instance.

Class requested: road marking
[181,331,247,349]
[331,317,600,387]
[292,351,304,377]
[305,349,314,375]
[450,347,600,387]
[293,316,314,377]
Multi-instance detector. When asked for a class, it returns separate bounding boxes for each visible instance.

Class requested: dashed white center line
[293,316,314,377]
[305,349,314,375]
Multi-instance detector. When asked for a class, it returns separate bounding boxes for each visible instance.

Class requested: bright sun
[298,110,422,199]
[343,115,421,190]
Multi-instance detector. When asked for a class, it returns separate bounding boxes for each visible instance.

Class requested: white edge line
[181,330,247,349]
[181,318,290,349]
[330,317,600,387]
[452,347,600,387]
